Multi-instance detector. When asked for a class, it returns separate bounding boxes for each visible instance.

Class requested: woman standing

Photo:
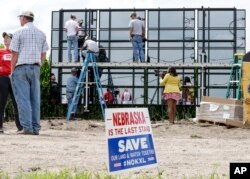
[182,76,194,105]
[160,66,181,124]
[0,32,22,133]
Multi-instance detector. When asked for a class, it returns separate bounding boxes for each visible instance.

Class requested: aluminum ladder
[66,52,106,121]
[226,53,244,99]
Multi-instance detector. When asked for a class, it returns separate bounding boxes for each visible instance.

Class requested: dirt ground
[0,119,250,178]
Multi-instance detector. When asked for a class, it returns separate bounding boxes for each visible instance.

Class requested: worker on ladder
[67,36,107,121]
[81,36,100,104]
[81,35,103,78]
[81,35,99,60]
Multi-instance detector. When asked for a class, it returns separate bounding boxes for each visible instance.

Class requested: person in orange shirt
[0,32,22,133]
[160,66,181,124]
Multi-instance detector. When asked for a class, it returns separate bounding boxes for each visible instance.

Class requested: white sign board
[105,108,158,174]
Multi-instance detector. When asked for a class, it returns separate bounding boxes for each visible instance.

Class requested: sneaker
[0,128,3,134]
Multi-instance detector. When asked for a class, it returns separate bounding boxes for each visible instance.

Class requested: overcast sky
[0,0,249,51]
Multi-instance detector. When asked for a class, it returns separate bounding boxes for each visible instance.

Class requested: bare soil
[0,119,249,178]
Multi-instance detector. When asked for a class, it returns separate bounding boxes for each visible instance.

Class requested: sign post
[105,108,158,174]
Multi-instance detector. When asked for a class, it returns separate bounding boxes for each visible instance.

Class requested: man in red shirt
[104,88,114,105]
[0,32,22,133]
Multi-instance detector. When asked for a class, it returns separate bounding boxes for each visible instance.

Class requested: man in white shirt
[81,36,99,59]
[64,15,79,62]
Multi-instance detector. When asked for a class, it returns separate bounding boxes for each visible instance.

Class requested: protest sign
[105,108,158,173]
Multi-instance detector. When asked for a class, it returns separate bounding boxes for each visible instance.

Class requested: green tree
[40,60,51,118]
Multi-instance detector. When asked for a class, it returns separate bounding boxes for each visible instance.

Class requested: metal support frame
[84,70,90,112]
[50,7,246,108]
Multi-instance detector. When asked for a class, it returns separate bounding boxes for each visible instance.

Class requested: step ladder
[66,52,106,121]
[226,53,244,99]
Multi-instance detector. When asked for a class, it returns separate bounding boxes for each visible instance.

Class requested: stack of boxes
[196,96,243,123]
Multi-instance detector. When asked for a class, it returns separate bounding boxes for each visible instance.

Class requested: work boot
[33,131,39,135]
[17,130,33,135]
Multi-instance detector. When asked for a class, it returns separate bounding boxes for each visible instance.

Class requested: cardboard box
[196,96,243,122]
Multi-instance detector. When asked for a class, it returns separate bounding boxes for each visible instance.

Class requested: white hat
[18,11,34,18]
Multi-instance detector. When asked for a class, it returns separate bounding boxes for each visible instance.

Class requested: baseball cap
[2,32,13,39]
[18,11,34,18]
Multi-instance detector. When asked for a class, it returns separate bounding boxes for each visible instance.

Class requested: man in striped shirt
[10,11,49,135]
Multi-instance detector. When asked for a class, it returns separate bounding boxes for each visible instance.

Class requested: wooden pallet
[225,119,244,128]
[198,118,246,128]
[198,119,226,126]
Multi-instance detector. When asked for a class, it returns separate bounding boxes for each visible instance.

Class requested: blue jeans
[66,92,78,113]
[66,92,73,109]
[67,35,78,62]
[132,35,145,62]
[11,65,41,133]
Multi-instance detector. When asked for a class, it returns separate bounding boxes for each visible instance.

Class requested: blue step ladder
[66,52,106,121]
[226,53,243,100]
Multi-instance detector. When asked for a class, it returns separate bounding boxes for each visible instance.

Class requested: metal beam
[51,62,233,68]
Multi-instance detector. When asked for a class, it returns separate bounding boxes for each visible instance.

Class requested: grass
[0,168,229,179]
